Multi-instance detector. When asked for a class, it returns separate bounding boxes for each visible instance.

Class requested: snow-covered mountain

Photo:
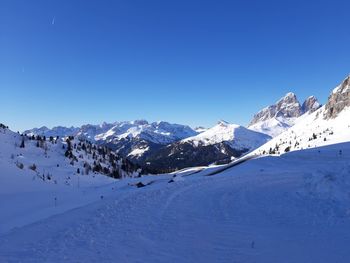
[24,123,117,141]
[24,126,80,138]
[248,93,321,137]
[24,119,272,173]
[183,120,271,150]
[97,120,197,145]
[96,121,199,164]
[76,122,116,141]
[25,121,197,144]
[253,75,350,156]
[25,120,198,162]
[143,121,271,173]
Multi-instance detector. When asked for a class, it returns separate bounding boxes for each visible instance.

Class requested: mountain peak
[249,92,321,137]
[277,92,298,105]
[249,93,302,127]
[217,120,229,126]
[302,96,321,114]
[132,120,149,125]
[283,92,296,99]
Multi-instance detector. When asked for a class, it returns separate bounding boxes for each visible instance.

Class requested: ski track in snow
[1,148,350,263]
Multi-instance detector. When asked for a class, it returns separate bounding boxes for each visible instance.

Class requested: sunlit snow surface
[182,121,271,150]
[1,132,350,262]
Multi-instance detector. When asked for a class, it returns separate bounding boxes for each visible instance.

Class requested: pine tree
[20,137,25,148]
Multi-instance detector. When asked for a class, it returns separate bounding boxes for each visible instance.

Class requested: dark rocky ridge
[324,76,350,119]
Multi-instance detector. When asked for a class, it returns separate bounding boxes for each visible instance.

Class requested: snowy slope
[183,120,271,150]
[0,126,141,233]
[253,105,350,156]
[247,116,295,138]
[1,142,350,262]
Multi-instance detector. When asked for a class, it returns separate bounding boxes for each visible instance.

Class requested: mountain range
[24,77,350,173]
[24,119,272,172]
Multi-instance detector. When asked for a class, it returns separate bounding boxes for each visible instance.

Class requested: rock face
[302,96,321,114]
[248,92,321,137]
[324,76,350,119]
[249,93,303,126]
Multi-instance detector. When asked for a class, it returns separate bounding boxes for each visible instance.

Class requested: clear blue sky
[1,0,350,132]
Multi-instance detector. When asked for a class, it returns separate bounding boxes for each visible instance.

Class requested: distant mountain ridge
[24,121,199,171]
[25,126,80,138]
[143,121,271,173]
[24,120,197,144]
[24,119,270,173]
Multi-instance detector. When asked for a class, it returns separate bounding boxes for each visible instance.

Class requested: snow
[1,78,350,261]
[93,120,198,145]
[307,96,321,109]
[0,126,142,234]
[248,117,295,137]
[127,146,149,157]
[331,75,350,94]
[26,121,198,145]
[1,141,350,262]
[194,126,208,133]
[253,105,350,155]
[248,92,321,137]
[0,128,117,233]
[183,121,271,150]
[24,126,79,137]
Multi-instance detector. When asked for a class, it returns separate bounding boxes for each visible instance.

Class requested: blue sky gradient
[1,0,350,131]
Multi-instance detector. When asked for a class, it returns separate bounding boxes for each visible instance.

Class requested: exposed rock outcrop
[324,76,350,119]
